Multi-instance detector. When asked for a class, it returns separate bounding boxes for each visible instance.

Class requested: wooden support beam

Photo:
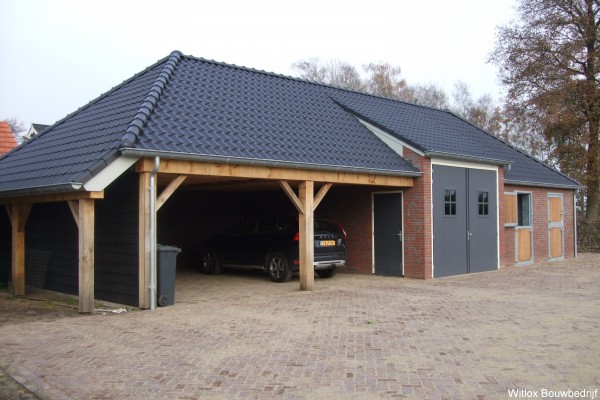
[0,191,103,205]
[278,181,304,213]
[6,204,32,296]
[156,175,187,211]
[78,199,95,313]
[137,159,414,187]
[298,181,314,291]
[67,201,79,228]
[313,183,332,211]
[138,172,151,309]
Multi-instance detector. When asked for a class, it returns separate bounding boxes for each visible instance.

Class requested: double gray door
[373,192,403,276]
[433,166,498,277]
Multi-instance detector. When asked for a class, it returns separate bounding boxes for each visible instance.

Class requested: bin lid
[156,244,182,253]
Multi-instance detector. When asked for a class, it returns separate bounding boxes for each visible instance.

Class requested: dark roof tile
[0,51,578,196]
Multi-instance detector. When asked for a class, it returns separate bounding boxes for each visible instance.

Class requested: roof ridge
[328,98,428,153]
[119,51,183,148]
[442,109,581,186]
[179,53,445,113]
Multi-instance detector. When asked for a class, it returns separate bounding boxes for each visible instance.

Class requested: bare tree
[3,117,26,144]
[362,62,412,101]
[451,81,504,137]
[410,83,450,109]
[292,58,364,91]
[490,0,600,219]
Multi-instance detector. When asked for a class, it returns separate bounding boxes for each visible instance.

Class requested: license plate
[320,240,336,246]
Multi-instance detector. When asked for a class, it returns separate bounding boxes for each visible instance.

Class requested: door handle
[396,232,402,241]
[467,231,473,240]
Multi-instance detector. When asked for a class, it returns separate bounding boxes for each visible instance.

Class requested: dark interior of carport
[156,174,382,276]
[0,162,412,310]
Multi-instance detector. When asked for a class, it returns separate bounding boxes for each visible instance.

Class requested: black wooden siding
[26,202,79,294]
[94,171,138,306]
[2,170,139,306]
[0,209,12,287]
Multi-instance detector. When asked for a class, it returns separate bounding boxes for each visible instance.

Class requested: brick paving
[0,254,599,399]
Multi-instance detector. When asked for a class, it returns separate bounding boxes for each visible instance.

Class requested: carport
[138,157,413,309]
[0,50,579,314]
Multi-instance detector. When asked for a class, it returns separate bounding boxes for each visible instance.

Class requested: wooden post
[139,172,151,309]
[78,199,95,313]
[298,181,314,291]
[6,204,32,296]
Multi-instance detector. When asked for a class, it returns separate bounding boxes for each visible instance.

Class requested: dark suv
[200,216,347,282]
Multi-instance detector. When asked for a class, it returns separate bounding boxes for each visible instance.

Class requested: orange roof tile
[0,121,17,155]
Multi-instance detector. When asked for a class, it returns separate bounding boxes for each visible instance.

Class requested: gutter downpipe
[149,156,160,310]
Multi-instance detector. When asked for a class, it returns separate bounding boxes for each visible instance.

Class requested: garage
[432,164,498,277]
[0,50,581,312]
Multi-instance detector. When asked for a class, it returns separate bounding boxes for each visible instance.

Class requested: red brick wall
[401,149,432,279]
[319,168,433,279]
[498,167,513,269]
[319,186,375,274]
[502,185,576,265]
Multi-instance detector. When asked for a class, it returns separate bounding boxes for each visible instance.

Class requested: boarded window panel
[549,227,563,258]
[505,193,517,225]
[549,197,562,223]
[517,228,532,262]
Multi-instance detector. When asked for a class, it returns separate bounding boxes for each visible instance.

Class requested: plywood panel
[549,197,562,223]
[504,193,517,225]
[517,228,532,262]
[550,227,563,258]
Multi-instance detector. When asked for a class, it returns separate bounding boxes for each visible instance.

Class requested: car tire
[266,252,292,282]
[201,249,222,275]
[315,267,339,278]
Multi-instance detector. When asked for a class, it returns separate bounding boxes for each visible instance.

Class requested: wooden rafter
[67,201,79,228]
[137,159,413,188]
[278,181,304,213]
[0,191,104,205]
[156,175,187,211]
[313,183,332,211]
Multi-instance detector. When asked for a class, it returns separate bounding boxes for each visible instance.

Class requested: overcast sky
[0,0,516,130]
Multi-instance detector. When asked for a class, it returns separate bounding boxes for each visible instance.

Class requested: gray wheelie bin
[156,245,181,307]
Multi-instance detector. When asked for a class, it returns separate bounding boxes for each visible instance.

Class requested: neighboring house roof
[0,121,17,155]
[0,51,580,197]
[25,123,50,140]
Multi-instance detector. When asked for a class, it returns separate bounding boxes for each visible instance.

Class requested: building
[0,51,581,312]
[0,121,17,155]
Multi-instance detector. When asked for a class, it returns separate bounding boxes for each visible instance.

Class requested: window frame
[478,191,490,217]
[444,188,457,217]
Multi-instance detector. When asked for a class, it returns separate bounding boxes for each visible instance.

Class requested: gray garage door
[373,192,403,276]
[433,165,498,277]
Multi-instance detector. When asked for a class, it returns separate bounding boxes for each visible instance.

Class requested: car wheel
[266,252,292,282]
[201,249,221,275]
[315,267,339,278]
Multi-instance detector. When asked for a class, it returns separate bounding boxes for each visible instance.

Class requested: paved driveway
[1,255,599,399]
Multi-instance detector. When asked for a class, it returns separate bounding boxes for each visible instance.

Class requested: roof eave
[120,148,423,178]
[425,151,513,166]
[0,182,86,199]
[504,179,584,190]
